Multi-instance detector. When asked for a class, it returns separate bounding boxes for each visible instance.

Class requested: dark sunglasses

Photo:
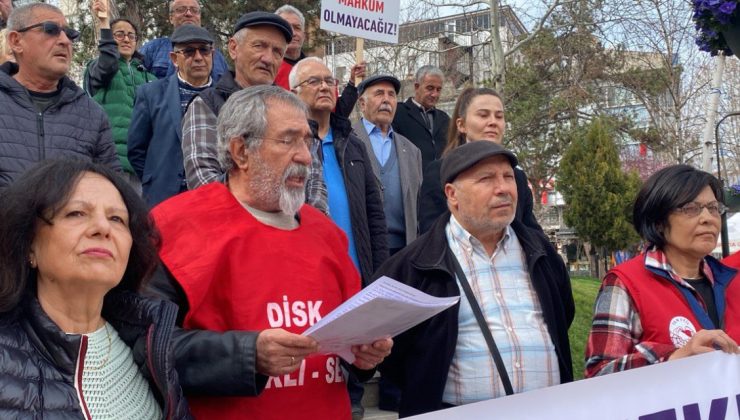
[173,46,213,58]
[16,21,80,43]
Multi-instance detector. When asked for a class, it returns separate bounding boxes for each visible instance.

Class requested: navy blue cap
[440,141,518,185]
[357,74,401,96]
[171,24,215,45]
[233,11,293,42]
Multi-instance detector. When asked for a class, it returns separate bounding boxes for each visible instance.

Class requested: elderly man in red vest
[149,85,392,419]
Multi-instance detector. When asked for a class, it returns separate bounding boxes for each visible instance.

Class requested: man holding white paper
[373,141,574,417]
[149,86,391,419]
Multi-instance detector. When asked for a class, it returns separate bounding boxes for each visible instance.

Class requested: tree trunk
[488,0,505,92]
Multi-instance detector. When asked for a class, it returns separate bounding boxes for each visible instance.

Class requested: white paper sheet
[302,276,459,362]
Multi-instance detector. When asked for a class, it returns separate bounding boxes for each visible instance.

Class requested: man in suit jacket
[355,74,423,256]
[128,25,214,207]
[392,66,450,169]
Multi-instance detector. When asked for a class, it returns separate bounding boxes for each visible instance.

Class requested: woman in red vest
[585,164,740,378]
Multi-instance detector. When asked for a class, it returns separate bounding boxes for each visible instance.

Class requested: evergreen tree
[558,117,641,276]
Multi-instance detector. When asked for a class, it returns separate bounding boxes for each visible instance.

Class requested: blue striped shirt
[442,215,559,405]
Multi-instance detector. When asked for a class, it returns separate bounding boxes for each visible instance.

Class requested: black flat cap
[357,74,401,95]
[233,11,293,42]
[440,141,518,185]
[171,24,215,45]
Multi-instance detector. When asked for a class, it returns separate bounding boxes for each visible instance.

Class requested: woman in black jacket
[0,160,190,419]
[417,87,541,233]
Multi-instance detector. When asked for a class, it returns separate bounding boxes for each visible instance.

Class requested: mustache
[491,196,513,206]
[379,103,393,112]
[283,163,309,182]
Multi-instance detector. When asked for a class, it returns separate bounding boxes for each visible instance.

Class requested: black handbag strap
[450,253,515,396]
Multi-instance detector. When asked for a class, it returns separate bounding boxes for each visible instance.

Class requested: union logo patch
[668,316,696,348]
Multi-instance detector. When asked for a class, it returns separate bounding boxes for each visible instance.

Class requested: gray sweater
[0,62,120,188]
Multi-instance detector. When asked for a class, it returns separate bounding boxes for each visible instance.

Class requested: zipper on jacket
[74,335,94,420]
[36,112,45,160]
[146,319,176,420]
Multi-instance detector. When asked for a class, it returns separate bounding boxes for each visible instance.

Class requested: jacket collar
[214,70,240,97]
[0,61,83,109]
[410,211,547,275]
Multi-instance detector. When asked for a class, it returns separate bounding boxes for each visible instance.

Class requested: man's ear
[228,136,249,170]
[169,52,178,68]
[7,30,22,55]
[228,37,238,61]
[444,182,458,209]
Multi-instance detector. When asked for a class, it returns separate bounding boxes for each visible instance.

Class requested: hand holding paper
[303,276,459,363]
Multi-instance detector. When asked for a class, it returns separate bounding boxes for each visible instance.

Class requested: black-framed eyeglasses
[173,46,213,58]
[113,31,137,42]
[297,76,339,88]
[674,201,727,217]
[16,21,80,43]
[173,6,201,15]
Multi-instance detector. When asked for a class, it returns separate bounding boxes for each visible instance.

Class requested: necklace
[85,322,112,371]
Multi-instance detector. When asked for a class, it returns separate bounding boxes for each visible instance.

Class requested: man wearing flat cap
[139,0,229,81]
[373,141,574,417]
[181,11,327,213]
[128,24,215,207]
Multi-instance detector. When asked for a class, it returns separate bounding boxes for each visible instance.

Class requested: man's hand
[668,329,740,361]
[351,337,393,370]
[92,0,109,27]
[0,0,12,23]
[256,329,319,376]
[350,61,367,82]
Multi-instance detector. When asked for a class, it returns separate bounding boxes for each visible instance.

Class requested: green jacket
[85,29,154,174]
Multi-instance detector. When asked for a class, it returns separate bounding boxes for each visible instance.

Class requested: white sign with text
[411,352,740,420]
[320,0,400,44]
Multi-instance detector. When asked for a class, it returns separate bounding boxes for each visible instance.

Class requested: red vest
[611,256,740,348]
[153,183,360,419]
[275,60,292,90]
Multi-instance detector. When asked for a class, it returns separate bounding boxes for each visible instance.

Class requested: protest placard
[410,352,740,420]
[320,0,401,44]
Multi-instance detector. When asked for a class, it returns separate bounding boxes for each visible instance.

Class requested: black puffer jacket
[0,62,120,188]
[329,113,389,285]
[0,290,191,419]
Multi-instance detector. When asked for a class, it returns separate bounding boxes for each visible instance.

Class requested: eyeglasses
[172,6,201,15]
[673,201,727,217]
[113,31,137,41]
[173,46,213,58]
[261,136,314,151]
[297,76,339,88]
[16,21,80,43]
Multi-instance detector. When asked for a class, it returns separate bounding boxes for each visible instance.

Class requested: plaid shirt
[584,247,716,377]
[181,97,328,214]
[442,216,559,405]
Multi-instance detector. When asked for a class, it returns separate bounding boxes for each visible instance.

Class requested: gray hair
[169,0,201,14]
[288,56,325,90]
[415,65,444,83]
[275,5,305,30]
[8,3,63,31]
[217,85,309,172]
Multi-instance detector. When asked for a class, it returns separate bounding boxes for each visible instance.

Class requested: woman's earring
[29,256,36,268]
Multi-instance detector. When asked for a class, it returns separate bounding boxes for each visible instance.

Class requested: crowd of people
[0,1,738,419]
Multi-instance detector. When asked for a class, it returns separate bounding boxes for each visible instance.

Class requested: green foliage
[558,117,641,253]
[568,276,601,380]
[503,12,624,205]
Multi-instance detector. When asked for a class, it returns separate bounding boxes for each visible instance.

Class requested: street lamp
[714,110,740,258]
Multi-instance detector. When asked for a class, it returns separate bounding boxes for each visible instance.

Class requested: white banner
[410,352,740,420]
[319,0,400,44]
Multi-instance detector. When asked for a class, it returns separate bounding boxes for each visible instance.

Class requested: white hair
[275,5,305,29]
[288,56,326,90]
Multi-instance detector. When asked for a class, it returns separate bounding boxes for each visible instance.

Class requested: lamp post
[715,111,740,258]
